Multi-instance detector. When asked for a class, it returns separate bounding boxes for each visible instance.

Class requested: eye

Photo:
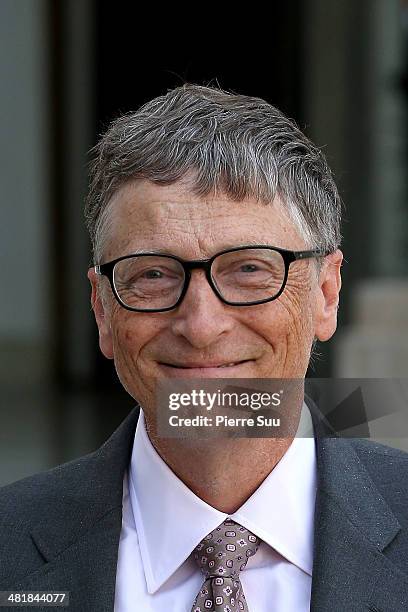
[239,263,261,273]
[141,269,164,279]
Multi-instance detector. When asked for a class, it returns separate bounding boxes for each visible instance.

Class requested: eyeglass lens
[112,249,286,310]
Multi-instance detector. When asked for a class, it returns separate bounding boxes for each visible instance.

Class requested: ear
[314,249,343,342]
[87,268,114,359]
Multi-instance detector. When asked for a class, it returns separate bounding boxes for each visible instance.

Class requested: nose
[169,269,235,348]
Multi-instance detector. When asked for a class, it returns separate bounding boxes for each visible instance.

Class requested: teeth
[219,363,237,368]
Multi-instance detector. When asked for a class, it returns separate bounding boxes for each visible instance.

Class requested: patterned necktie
[191,518,260,612]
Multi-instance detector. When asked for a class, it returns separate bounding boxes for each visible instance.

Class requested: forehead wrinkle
[106,184,308,261]
[148,201,238,228]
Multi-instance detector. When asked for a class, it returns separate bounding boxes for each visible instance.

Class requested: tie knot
[193,519,260,579]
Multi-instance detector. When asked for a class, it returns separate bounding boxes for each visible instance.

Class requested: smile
[157,360,253,378]
[161,360,251,369]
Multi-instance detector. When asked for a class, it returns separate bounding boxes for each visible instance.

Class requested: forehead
[103,179,306,260]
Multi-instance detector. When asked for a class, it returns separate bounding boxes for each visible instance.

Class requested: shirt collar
[231,407,316,575]
[129,404,316,593]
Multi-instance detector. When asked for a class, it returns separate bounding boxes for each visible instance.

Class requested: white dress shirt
[114,405,316,611]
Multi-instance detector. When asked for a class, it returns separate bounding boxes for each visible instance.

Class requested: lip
[158,360,253,378]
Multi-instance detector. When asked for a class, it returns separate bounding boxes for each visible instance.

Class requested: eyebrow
[126,239,273,256]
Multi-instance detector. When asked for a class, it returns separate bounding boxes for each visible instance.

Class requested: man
[1,84,408,612]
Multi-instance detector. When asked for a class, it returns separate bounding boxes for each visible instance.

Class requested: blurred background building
[1,0,407,485]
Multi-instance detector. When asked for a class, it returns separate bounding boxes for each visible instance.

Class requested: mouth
[157,359,253,377]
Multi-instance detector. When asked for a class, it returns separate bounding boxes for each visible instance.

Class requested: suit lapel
[309,399,408,611]
[7,407,140,612]
[6,399,408,611]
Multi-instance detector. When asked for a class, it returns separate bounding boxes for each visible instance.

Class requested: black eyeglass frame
[95,245,331,313]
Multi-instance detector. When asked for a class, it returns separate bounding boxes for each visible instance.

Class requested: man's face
[88,179,342,416]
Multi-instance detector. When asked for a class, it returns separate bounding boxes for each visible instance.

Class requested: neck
[147,428,295,514]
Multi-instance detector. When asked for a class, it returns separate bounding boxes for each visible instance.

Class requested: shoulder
[0,405,140,513]
[346,438,408,523]
[0,450,99,527]
[0,406,139,530]
[350,437,408,472]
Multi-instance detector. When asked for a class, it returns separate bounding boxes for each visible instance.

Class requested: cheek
[239,298,310,357]
[108,315,161,404]
[114,326,137,354]
[111,318,145,359]
[273,277,316,349]
[109,310,164,367]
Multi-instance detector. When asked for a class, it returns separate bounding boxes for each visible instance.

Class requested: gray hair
[85,84,342,263]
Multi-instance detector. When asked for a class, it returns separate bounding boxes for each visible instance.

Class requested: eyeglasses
[94,245,330,313]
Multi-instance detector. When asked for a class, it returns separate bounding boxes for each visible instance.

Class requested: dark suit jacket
[1,401,408,612]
